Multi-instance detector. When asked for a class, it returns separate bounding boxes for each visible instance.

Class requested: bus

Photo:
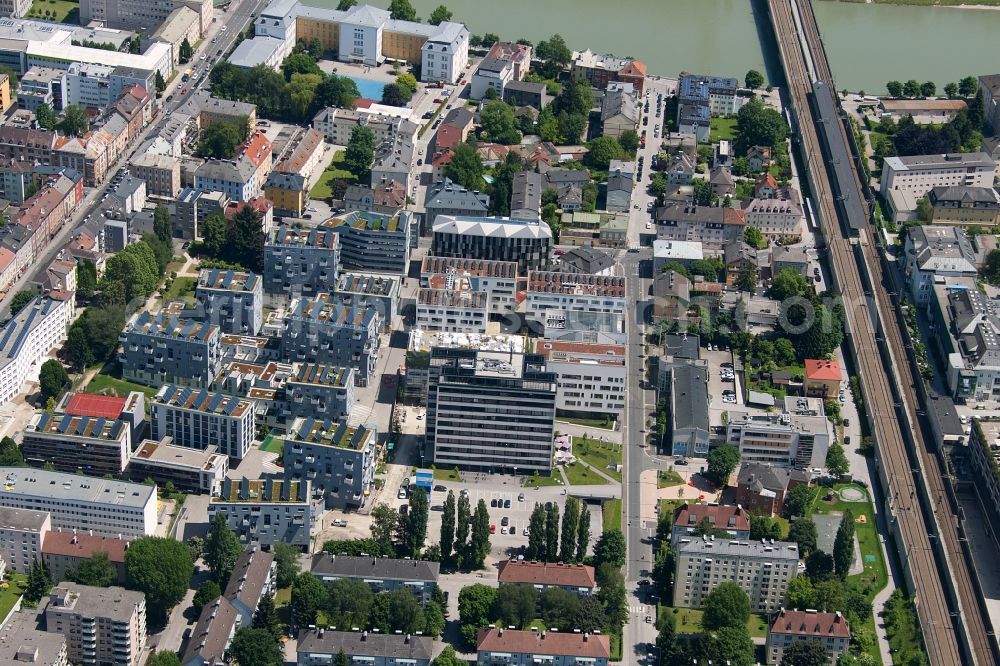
[182,68,193,82]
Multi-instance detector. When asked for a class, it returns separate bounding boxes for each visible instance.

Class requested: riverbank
[823,0,1000,5]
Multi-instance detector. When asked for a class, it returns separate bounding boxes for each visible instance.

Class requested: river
[303,0,1000,94]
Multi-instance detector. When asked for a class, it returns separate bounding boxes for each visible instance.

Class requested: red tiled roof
[770,609,851,639]
[804,359,842,382]
[238,131,272,169]
[42,531,129,563]
[672,503,749,532]
[477,628,609,658]
[64,393,127,419]
[497,560,596,589]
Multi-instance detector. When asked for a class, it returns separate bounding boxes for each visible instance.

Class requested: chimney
[361,631,367,642]
[541,631,545,640]
[405,633,411,644]
[583,632,589,642]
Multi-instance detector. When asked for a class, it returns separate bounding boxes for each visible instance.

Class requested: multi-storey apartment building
[655,200,747,251]
[426,350,557,473]
[423,178,490,227]
[496,560,597,596]
[194,269,264,335]
[0,507,50,573]
[0,611,68,666]
[532,339,626,415]
[264,224,340,305]
[766,609,851,665]
[415,283,489,333]
[44,583,146,666]
[476,628,610,666]
[312,108,411,146]
[903,224,978,305]
[283,418,376,510]
[276,295,381,386]
[0,467,157,537]
[470,41,531,100]
[311,553,439,602]
[21,411,131,477]
[928,185,1000,227]
[678,73,742,116]
[42,532,129,586]
[743,193,803,238]
[119,312,222,388]
[431,214,552,273]
[524,271,627,333]
[333,273,399,325]
[127,439,228,494]
[670,503,751,547]
[882,152,996,203]
[150,384,255,461]
[277,363,355,424]
[224,546,275,627]
[673,537,799,613]
[327,210,414,274]
[420,256,518,317]
[297,630,439,666]
[0,294,71,407]
[571,48,646,93]
[209,478,316,549]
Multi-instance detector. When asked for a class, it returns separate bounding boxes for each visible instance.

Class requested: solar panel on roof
[208,393,224,412]
[223,398,238,416]
[57,415,71,434]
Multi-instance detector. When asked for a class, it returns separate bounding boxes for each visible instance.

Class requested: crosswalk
[629,605,647,614]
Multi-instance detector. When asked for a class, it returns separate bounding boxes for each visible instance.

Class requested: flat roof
[0,467,154,508]
[287,418,373,450]
[154,384,251,418]
[132,439,227,472]
[64,393,126,420]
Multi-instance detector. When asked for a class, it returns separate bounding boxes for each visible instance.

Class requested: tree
[539,586,579,630]
[336,0,356,8]
[192,579,222,613]
[468,499,491,569]
[0,436,23,466]
[788,518,818,556]
[125,537,193,619]
[315,74,360,110]
[291,571,326,625]
[77,259,97,299]
[70,551,116,587]
[785,574,815,609]
[24,558,51,603]
[440,490,456,564]
[587,135,625,169]
[332,654,349,666]
[283,52,322,81]
[253,593,279,637]
[179,37,193,63]
[559,497,579,562]
[229,627,282,666]
[34,103,57,130]
[59,105,89,137]
[806,550,835,580]
[430,646,464,666]
[785,483,813,517]
[286,73,322,121]
[545,503,559,562]
[886,80,903,98]
[479,100,521,145]
[598,577,627,630]
[9,289,38,314]
[38,359,68,403]
[324,578,374,629]
[744,225,766,249]
[534,34,571,79]
[396,73,418,94]
[706,444,740,486]
[492,583,537,628]
[370,503,399,552]
[770,268,808,300]
[444,142,485,191]
[272,543,301,588]
[691,178,715,206]
[527,503,547,560]
[707,625,755,666]
[736,97,788,150]
[149,653,182,666]
[198,119,246,159]
[488,152,525,215]
[371,588,425,634]
[618,129,639,156]
[593,529,626,568]
[779,639,829,666]
[458,583,496,628]
[455,492,471,566]
[944,82,958,99]
[576,506,591,560]
[656,611,681,666]
[826,442,850,477]
[920,81,936,98]
[833,509,855,578]
[428,4,452,24]
[986,250,1000,285]
[749,514,784,541]
[204,512,243,584]
[388,0,417,21]
[344,125,376,180]
[959,75,978,97]
[773,338,796,366]
[903,79,921,98]
[404,487,429,557]
[787,302,843,360]
[308,37,323,59]
[702,581,751,630]
[381,82,412,106]
[745,69,764,90]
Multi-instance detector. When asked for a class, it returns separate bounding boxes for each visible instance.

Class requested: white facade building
[0,295,71,407]
[533,339,626,415]
[0,507,50,573]
[881,152,996,202]
[150,384,256,461]
[524,271,627,331]
[726,413,834,470]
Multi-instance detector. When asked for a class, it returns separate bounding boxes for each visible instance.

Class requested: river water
[303,0,1000,94]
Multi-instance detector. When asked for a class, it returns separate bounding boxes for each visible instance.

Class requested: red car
[489,524,496,535]
[181,87,188,95]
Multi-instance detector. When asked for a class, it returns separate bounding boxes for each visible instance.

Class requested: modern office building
[532,339,626,415]
[476,628,610,666]
[0,295,71,407]
[194,269,263,335]
[726,413,834,470]
[0,467,157,538]
[496,560,596,596]
[404,329,524,405]
[766,609,851,665]
[524,271,626,332]
[431,214,552,272]
[420,256,518,317]
[21,411,131,477]
[0,507,50,573]
[119,312,222,388]
[276,295,381,386]
[881,152,996,203]
[297,630,440,666]
[903,224,978,305]
[277,364,355,424]
[426,350,557,473]
[127,438,228,494]
[326,211,414,274]
[43,583,146,666]
[150,384,255,461]
[311,553,439,603]
[283,418,377,510]
[209,478,317,549]
[264,223,340,304]
[673,537,799,613]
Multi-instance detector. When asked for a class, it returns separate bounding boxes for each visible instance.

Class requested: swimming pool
[350,77,387,101]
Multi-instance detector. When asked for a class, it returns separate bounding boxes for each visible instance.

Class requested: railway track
[768,1,996,663]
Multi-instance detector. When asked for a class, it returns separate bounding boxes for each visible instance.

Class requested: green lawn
[710,117,738,143]
[524,474,564,488]
[260,435,284,454]
[557,416,616,429]
[309,151,355,199]
[657,470,685,488]
[162,276,197,304]
[0,574,27,621]
[432,467,462,482]
[573,437,622,482]
[564,462,610,486]
[85,374,158,399]
[809,484,888,596]
[661,607,768,638]
[603,498,622,532]
[26,0,78,22]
